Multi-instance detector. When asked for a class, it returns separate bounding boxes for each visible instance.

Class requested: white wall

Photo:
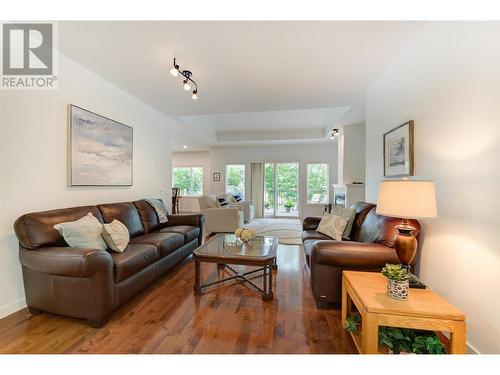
[365,22,500,354]
[172,151,210,212]
[209,143,338,218]
[0,51,176,319]
[342,124,366,183]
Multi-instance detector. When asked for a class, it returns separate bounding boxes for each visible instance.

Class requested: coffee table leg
[217,263,224,278]
[194,257,201,295]
[269,265,273,298]
[262,265,273,301]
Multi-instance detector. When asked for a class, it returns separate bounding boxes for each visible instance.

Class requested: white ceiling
[58,21,426,150]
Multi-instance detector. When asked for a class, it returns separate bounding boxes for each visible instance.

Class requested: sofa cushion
[353,208,400,246]
[349,202,377,239]
[302,229,333,242]
[98,202,145,238]
[130,232,184,257]
[133,199,165,233]
[160,225,200,243]
[14,206,103,250]
[111,244,159,282]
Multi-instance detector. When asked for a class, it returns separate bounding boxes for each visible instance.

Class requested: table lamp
[376,180,437,287]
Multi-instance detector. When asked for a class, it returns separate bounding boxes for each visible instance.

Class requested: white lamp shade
[376,180,437,219]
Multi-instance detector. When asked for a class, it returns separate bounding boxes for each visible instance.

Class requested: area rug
[244,218,303,245]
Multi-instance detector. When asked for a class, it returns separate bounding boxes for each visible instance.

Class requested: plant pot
[387,278,409,300]
[285,207,291,212]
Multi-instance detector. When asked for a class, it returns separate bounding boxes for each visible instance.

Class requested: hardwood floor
[0,244,357,354]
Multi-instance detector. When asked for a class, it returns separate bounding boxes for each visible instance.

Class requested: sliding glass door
[264,162,299,217]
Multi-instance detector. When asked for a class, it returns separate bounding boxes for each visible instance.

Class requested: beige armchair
[198,195,244,233]
[228,201,254,222]
[220,193,255,223]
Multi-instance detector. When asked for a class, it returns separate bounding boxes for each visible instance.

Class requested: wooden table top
[343,271,465,321]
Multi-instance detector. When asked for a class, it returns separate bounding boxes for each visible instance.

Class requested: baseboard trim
[0,298,27,320]
[467,342,480,354]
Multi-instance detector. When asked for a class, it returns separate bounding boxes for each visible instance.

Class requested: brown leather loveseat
[302,202,420,307]
[13,199,204,327]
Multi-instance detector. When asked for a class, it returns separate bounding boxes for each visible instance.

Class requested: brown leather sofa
[302,202,420,307]
[13,199,205,327]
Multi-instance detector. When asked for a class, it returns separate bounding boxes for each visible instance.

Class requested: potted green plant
[379,327,446,354]
[381,264,410,300]
[344,314,361,333]
[379,327,413,354]
[284,199,295,213]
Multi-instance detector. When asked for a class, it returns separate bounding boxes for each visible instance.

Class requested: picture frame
[383,120,414,177]
[213,172,221,182]
[68,104,133,186]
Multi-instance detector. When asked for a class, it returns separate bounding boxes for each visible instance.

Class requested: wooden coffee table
[193,233,278,301]
[341,271,467,354]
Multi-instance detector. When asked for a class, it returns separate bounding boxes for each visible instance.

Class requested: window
[225,164,245,199]
[172,167,203,196]
[307,163,329,204]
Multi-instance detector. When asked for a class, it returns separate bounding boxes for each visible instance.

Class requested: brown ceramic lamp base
[394,219,427,289]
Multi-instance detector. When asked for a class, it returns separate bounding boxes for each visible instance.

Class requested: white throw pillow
[198,194,217,209]
[316,213,349,241]
[53,213,108,250]
[331,205,356,239]
[102,219,130,252]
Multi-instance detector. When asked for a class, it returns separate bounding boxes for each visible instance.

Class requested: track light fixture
[330,128,341,140]
[170,58,198,100]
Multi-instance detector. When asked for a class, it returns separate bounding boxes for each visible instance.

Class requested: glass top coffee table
[193,233,278,301]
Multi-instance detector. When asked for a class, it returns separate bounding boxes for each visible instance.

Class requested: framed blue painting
[68,105,133,186]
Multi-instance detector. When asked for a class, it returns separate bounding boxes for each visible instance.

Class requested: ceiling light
[170,58,199,99]
[330,128,341,140]
[183,145,188,149]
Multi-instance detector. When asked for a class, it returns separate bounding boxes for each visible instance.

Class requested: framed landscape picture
[68,105,133,186]
[383,120,414,177]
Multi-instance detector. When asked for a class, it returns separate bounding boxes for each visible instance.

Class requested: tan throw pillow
[224,193,237,203]
[331,205,356,239]
[53,213,107,250]
[316,213,349,241]
[102,219,130,252]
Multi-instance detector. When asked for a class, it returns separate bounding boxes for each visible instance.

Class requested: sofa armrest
[311,240,399,269]
[227,203,244,210]
[303,216,322,230]
[167,213,205,228]
[19,246,113,277]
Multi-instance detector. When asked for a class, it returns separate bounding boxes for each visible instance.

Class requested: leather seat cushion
[302,230,333,242]
[111,244,158,282]
[160,225,200,243]
[130,232,184,257]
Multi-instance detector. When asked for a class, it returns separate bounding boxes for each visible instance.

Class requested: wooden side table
[341,271,467,354]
